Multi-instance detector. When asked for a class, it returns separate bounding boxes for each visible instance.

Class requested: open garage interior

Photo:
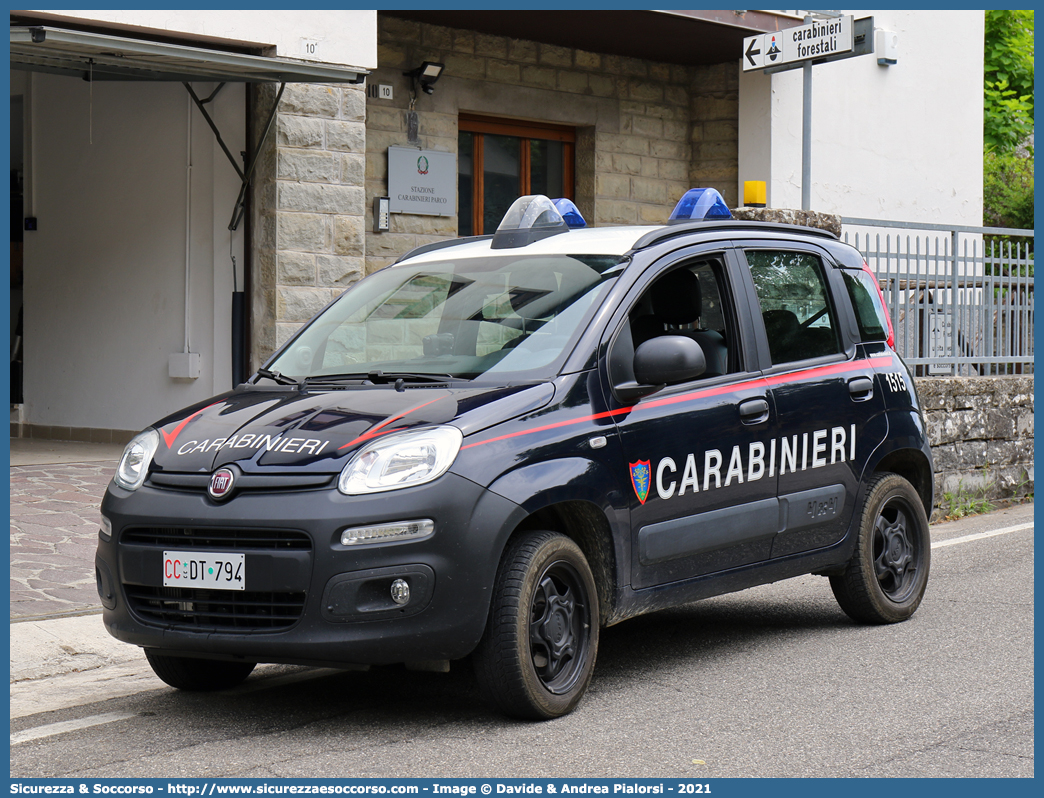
[10,68,246,442]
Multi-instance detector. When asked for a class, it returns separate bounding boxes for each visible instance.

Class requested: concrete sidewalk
[12,613,139,684]
[10,614,161,719]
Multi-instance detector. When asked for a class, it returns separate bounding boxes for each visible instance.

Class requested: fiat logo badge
[209,468,235,500]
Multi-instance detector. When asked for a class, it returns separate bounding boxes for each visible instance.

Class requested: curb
[10,613,142,683]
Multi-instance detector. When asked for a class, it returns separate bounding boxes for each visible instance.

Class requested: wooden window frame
[459,114,576,236]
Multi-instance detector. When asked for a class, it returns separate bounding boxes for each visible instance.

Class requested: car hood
[148,381,555,474]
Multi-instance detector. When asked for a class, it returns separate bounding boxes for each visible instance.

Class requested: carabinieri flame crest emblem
[629,460,651,505]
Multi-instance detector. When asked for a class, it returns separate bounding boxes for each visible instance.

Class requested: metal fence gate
[841,217,1034,376]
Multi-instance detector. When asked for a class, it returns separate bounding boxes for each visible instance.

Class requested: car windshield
[267,253,627,381]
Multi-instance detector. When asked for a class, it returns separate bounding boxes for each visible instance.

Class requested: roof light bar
[491,195,571,249]
[551,198,587,228]
[669,188,732,223]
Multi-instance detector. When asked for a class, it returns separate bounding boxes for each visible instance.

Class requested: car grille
[121,527,312,550]
[126,586,306,631]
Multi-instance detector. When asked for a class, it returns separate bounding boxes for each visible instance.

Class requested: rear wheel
[830,473,930,624]
[144,650,256,691]
[474,531,599,719]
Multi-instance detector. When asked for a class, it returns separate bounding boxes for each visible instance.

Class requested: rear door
[736,243,889,558]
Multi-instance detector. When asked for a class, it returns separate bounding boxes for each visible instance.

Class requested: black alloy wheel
[873,496,920,601]
[474,530,600,719]
[528,558,591,695]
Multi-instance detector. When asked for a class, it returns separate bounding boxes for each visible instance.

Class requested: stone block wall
[250,83,280,370]
[689,62,740,206]
[364,13,742,274]
[917,376,1034,506]
[250,81,369,366]
[731,206,842,237]
[365,19,458,276]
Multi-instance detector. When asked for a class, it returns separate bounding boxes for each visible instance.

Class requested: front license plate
[163,551,245,591]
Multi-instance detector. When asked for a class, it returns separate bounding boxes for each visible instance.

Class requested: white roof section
[399,226,665,265]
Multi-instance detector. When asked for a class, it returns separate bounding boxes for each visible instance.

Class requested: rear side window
[842,270,889,342]
[746,250,841,365]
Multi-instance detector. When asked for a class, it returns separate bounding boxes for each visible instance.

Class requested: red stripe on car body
[461,356,893,451]
[338,396,446,450]
[160,402,223,449]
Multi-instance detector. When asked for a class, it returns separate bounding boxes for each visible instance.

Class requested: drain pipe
[231,228,245,386]
[168,91,200,380]
[184,90,192,356]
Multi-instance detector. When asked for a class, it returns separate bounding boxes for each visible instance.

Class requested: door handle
[739,397,770,425]
[848,376,874,401]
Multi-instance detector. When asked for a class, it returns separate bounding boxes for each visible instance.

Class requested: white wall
[36,9,377,69]
[739,10,984,225]
[19,72,244,432]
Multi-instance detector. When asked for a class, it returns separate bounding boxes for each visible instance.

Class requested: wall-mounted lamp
[404,61,445,95]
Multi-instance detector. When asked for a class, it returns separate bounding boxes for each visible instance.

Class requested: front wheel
[474,531,600,719]
[830,472,931,624]
[145,650,256,691]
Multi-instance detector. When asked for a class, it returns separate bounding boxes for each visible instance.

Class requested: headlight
[338,426,463,495]
[114,428,160,491]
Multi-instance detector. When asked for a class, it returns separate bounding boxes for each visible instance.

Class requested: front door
[603,249,780,590]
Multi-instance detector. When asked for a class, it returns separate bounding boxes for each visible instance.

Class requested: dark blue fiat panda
[97,191,933,719]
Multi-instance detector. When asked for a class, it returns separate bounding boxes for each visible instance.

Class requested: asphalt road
[9,503,1034,779]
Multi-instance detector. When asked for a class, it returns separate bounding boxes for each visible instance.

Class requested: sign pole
[801,14,813,211]
[802,60,812,210]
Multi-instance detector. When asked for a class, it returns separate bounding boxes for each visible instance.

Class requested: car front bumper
[96,472,525,666]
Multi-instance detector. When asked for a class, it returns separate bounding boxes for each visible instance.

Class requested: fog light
[99,515,113,541]
[340,519,434,546]
[390,579,411,606]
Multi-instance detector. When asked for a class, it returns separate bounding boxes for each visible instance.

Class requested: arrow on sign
[745,38,761,67]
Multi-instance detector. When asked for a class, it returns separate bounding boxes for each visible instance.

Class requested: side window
[842,269,889,343]
[746,250,841,365]
[627,258,733,378]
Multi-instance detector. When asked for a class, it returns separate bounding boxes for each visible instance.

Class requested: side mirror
[612,335,707,404]
[634,335,706,386]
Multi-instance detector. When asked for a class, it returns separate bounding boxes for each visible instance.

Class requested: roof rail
[394,235,494,264]
[632,220,838,251]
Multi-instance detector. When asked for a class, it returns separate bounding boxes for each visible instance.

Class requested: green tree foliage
[984,150,1034,229]
[983,11,1033,240]
[983,10,1034,152]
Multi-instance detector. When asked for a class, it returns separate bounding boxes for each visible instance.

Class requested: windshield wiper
[255,367,299,386]
[303,370,465,386]
[366,370,463,384]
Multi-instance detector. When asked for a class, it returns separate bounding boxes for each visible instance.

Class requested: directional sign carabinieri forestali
[743,15,854,72]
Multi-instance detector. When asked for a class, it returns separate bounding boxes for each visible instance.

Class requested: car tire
[474,531,600,719]
[830,472,931,624]
[145,650,256,691]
